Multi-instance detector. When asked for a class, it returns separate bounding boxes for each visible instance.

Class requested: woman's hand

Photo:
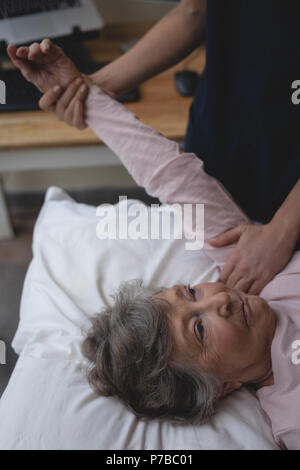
[209,222,296,294]
[7,39,80,93]
[7,38,92,129]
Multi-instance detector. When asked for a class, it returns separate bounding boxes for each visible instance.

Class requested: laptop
[0,0,104,46]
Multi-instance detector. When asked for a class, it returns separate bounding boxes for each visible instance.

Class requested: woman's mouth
[239,296,249,327]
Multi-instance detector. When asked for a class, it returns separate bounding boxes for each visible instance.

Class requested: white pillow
[0,187,278,450]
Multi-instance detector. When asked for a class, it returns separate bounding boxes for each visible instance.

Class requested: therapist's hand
[209,222,296,294]
[37,74,116,131]
[38,75,96,129]
[38,77,91,129]
[7,39,80,93]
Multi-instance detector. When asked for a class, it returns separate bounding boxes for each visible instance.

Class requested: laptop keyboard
[0,0,82,19]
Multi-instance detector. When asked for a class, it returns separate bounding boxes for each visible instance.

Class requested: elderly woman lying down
[8,40,300,450]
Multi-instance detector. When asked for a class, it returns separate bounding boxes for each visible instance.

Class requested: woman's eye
[196,322,205,341]
[187,284,196,299]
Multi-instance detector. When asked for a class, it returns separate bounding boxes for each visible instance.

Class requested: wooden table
[0,22,205,239]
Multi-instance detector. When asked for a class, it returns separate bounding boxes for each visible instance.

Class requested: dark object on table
[174,70,200,97]
[116,89,140,103]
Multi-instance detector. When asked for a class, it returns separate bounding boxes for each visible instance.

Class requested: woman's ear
[221,380,243,397]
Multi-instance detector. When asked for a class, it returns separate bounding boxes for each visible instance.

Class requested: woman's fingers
[7,44,23,64]
[16,46,29,59]
[8,44,26,65]
[39,85,63,112]
[16,43,43,62]
[16,39,55,63]
[27,42,43,61]
[7,44,34,81]
[40,38,52,54]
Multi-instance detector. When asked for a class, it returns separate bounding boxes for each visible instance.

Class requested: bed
[0,186,279,450]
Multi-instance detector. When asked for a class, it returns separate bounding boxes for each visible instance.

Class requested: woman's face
[157,282,277,393]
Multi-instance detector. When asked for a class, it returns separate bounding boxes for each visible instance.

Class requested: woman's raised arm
[82,84,250,245]
[9,37,249,255]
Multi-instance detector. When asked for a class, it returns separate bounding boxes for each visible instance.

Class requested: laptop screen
[0,0,103,45]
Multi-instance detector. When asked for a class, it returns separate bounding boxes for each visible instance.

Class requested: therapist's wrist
[80,73,116,100]
[80,73,95,89]
[269,212,300,246]
[89,69,118,99]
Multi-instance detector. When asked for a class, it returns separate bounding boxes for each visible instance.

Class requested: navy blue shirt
[185,0,300,232]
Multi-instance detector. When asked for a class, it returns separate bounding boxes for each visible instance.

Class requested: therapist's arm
[37,0,206,129]
[209,179,300,294]
[271,179,300,240]
[90,0,206,95]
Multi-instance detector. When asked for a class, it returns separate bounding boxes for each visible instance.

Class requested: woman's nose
[218,292,234,318]
[200,291,233,318]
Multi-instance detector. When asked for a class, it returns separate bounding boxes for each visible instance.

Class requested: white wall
[4,0,175,194]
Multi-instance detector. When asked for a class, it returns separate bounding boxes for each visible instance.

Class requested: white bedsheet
[0,187,278,450]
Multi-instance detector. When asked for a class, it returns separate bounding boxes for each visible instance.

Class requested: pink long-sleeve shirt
[85,85,300,450]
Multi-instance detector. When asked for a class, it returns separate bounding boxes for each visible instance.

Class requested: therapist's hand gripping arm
[209,179,300,294]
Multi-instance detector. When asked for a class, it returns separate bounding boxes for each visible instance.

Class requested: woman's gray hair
[82,279,223,425]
